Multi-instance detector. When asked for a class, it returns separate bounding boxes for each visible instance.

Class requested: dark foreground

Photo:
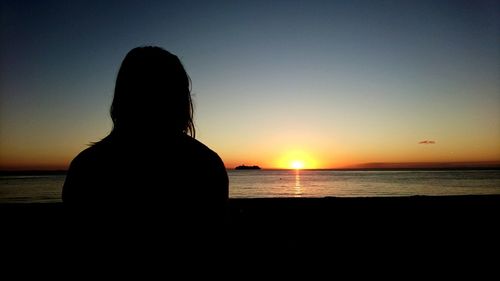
[2,196,499,266]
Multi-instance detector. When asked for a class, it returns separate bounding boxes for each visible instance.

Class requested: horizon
[1,0,499,170]
[2,160,500,172]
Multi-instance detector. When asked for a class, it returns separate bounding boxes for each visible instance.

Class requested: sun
[275,149,320,169]
[291,160,304,170]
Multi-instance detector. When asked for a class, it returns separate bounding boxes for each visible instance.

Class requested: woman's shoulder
[184,135,218,153]
[181,135,224,164]
[70,138,113,167]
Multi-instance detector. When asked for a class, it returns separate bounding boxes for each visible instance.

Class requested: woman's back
[63,133,228,207]
[62,47,229,232]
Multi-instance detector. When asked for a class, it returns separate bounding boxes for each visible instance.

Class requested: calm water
[1,170,499,203]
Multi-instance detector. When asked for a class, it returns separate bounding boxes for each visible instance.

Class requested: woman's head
[110,46,195,137]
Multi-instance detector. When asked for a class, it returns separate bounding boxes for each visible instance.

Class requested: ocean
[1,170,499,203]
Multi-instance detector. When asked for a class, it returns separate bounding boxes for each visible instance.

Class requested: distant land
[345,161,500,170]
[0,170,68,176]
[235,165,261,170]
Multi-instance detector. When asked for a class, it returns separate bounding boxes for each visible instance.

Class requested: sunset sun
[291,160,304,170]
[275,149,321,169]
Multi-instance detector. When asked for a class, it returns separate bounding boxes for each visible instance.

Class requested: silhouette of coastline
[235,165,261,170]
[0,170,67,176]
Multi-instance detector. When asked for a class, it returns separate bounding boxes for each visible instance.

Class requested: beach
[1,197,498,275]
[2,195,499,257]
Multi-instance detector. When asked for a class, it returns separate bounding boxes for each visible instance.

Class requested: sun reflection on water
[294,170,302,196]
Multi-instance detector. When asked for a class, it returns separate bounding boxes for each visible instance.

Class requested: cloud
[419,140,436,144]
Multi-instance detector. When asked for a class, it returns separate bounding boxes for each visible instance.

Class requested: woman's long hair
[109,46,195,138]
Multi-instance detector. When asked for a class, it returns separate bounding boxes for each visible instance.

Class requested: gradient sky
[1,0,499,169]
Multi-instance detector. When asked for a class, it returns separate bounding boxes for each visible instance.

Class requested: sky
[1,0,499,169]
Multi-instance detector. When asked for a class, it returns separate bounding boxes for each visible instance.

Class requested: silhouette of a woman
[62,47,228,224]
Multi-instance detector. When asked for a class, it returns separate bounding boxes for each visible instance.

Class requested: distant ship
[235,165,261,170]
